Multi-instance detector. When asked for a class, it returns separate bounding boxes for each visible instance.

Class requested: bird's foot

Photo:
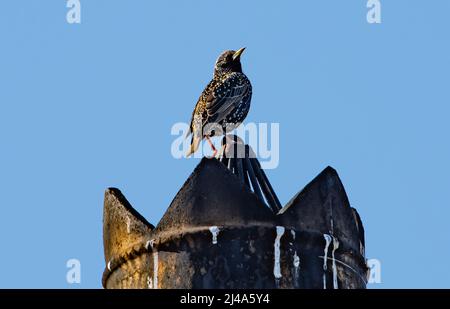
[205,136,218,159]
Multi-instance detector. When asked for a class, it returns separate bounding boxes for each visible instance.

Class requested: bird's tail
[186,134,201,157]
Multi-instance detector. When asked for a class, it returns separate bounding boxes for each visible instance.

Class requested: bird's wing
[186,79,216,139]
[205,73,251,125]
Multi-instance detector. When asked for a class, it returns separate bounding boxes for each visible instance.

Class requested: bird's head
[214,47,246,76]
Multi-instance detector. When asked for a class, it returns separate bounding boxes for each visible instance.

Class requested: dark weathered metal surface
[102,157,367,289]
[277,166,368,288]
[218,136,282,212]
[102,188,155,288]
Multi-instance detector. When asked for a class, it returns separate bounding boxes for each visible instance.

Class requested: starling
[186,47,252,157]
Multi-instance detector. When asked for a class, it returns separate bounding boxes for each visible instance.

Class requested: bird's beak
[232,47,246,61]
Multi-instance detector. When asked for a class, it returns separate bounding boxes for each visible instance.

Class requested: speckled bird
[186,48,252,157]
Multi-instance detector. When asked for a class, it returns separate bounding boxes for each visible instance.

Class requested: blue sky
[0,0,449,288]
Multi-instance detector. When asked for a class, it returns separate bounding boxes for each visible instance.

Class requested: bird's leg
[205,136,217,159]
[217,143,226,160]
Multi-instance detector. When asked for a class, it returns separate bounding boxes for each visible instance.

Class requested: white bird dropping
[147,275,153,289]
[209,226,220,244]
[126,216,131,234]
[274,226,285,279]
[291,230,300,276]
[293,252,300,268]
[145,239,158,289]
[332,236,339,289]
[293,250,300,285]
[153,251,159,289]
[323,234,332,289]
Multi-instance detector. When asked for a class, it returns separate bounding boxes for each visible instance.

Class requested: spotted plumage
[186,48,252,157]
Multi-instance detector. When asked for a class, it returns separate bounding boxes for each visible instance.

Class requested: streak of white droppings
[153,251,159,289]
[293,252,300,268]
[332,237,339,289]
[147,275,153,289]
[291,230,300,267]
[293,252,300,286]
[323,234,332,289]
[126,216,131,234]
[209,226,220,244]
[273,226,285,279]
[359,241,365,256]
[146,239,155,250]
[145,239,158,289]
[291,229,300,284]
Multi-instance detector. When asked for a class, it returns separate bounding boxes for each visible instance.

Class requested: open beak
[232,47,246,61]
